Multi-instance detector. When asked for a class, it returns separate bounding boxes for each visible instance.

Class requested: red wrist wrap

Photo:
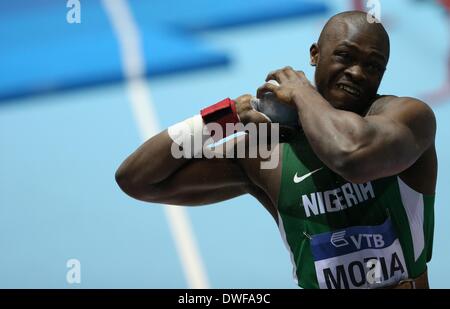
[200,98,240,137]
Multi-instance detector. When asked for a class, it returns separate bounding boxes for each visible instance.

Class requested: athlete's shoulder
[369,95,436,125]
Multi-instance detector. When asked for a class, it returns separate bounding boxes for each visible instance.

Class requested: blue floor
[0,0,449,288]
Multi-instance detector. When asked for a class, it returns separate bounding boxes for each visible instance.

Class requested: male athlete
[115,11,437,289]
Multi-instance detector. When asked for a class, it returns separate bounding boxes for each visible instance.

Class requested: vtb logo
[330,231,349,248]
[331,231,385,249]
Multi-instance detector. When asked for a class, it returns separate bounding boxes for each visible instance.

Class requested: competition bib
[310,219,408,289]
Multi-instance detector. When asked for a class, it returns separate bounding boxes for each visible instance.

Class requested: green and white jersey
[277,134,435,289]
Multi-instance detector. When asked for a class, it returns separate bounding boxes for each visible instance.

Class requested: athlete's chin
[326,95,356,111]
[326,90,366,112]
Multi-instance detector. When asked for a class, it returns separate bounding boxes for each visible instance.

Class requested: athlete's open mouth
[336,83,361,98]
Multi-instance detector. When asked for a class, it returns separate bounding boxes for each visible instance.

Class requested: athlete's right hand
[234,94,271,125]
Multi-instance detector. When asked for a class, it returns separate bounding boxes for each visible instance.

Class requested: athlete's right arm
[115,95,270,206]
[115,130,251,205]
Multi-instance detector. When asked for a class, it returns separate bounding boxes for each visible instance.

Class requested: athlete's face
[311,21,389,114]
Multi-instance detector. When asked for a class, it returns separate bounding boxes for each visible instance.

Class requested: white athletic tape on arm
[168,115,211,158]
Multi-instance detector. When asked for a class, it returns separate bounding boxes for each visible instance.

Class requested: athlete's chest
[277,140,410,289]
[280,141,378,214]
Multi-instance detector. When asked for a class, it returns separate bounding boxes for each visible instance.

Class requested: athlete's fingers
[284,67,299,79]
[266,68,289,83]
[253,110,272,123]
[257,82,279,99]
[234,94,253,107]
[295,70,306,79]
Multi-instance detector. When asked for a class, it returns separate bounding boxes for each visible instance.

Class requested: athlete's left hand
[256,66,315,107]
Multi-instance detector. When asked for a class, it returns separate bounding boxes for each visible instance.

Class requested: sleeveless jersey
[277,134,435,289]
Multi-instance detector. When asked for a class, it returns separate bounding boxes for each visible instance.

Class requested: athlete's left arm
[258,68,436,183]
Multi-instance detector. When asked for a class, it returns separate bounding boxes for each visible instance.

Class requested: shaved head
[310,11,391,114]
[318,11,390,61]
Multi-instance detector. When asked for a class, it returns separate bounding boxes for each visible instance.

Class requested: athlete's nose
[344,64,366,83]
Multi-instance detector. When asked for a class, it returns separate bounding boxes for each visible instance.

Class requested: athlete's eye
[367,62,384,73]
[335,51,351,62]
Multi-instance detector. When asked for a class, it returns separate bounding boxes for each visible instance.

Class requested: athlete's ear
[310,43,319,67]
